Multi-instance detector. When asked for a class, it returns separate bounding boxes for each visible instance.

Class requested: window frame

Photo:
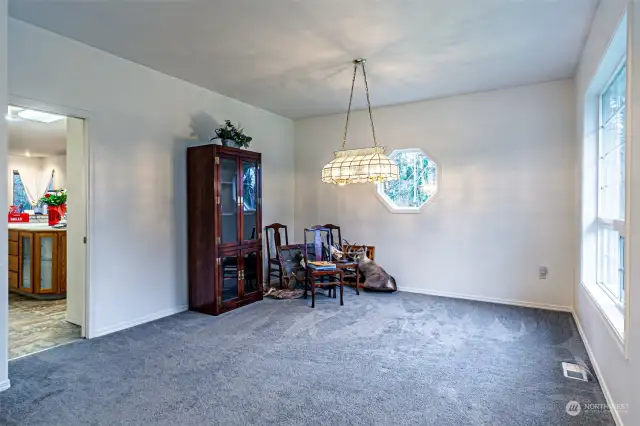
[374,148,441,214]
[596,57,627,311]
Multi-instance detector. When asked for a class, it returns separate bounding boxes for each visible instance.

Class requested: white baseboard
[572,311,624,426]
[0,379,10,392]
[66,315,82,327]
[92,305,188,338]
[397,286,572,312]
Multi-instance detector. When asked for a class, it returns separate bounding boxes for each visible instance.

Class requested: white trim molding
[9,94,93,340]
[581,282,626,352]
[572,311,624,426]
[92,305,188,338]
[0,379,10,392]
[398,286,572,312]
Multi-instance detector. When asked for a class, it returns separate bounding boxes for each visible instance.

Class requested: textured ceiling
[9,0,599,119]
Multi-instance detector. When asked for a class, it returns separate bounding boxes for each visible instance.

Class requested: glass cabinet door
[39,235,54,291]
[241,160,259,242]
[241,248,261,297]
[36,233,58,293]
[20,233,33,292]
[220,254,239,302]
[219,157,239,244]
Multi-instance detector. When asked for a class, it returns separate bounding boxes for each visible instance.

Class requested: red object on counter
[8,213,29,223]
[48,203,66,226]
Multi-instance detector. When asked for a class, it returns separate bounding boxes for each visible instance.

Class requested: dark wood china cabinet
[187,145,262,315]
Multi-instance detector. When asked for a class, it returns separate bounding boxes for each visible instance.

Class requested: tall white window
[597,61,626,306]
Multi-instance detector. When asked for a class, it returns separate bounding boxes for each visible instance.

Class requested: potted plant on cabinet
[211,120,252,148]
[40,189,67,226]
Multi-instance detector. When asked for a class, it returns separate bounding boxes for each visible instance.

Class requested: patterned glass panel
[243,250,260,295]
[21,236,31,289]
[12,171,31,212]
[220,158,238,244]
[242,161,257,240]
[221,255,238,301]
[40,237,54,290]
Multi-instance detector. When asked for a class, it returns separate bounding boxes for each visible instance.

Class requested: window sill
[581,281,625,343]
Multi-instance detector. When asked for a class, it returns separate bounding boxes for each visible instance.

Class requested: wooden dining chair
[265,223,289,287]
[303,226,343,308]
[277,244,306,289]
[323,223,342,257]
[304,225,334,261]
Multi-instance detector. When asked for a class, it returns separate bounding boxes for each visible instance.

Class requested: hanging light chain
[360,60,378,147]
[341,61,359,151]
[324,58,399,185]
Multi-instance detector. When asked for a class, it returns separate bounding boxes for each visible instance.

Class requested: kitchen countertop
[8,223,67,232]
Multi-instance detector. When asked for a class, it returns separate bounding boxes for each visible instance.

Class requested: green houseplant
[40,189,67,226]
[40,189,67,207]
[211,120,253,148]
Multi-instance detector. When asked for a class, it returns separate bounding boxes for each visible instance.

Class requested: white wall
[42,154,65,190]
[0,0,7,393]
[6,18,295,339]
[575,1,637,425]
[295,80,576,310]
[7,154,66,207]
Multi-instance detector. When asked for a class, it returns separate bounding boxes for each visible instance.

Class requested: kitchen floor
[8,292,81,359]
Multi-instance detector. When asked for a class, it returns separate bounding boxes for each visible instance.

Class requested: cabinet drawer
[8,271,18,289]
[8,255,18,272]
[9,230,18,242]
[8,240,18,256]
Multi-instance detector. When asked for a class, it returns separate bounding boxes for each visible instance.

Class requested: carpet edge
[397,286,572,312]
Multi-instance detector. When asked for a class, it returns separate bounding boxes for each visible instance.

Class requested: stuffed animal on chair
[353,247,397,292]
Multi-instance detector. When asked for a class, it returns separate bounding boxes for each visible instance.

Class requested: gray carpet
[0,291,614,425]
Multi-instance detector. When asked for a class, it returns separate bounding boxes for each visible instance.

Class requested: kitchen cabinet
[8,226,66,299]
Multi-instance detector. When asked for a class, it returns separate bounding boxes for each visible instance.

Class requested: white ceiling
[7,107,67,157]
[8,0,599,119]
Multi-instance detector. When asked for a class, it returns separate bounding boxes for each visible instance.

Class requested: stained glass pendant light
[322,58,399,185]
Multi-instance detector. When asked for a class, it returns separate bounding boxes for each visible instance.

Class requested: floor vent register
[562,362,589,382]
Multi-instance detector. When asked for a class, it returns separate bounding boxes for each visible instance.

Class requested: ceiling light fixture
[321,58,399,186]
[6,106,22,121]
[17,109,65,124]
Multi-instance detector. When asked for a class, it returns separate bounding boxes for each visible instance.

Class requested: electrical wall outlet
[539,266,548,280]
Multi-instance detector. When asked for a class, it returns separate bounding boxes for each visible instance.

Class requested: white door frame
[7,94,93,338]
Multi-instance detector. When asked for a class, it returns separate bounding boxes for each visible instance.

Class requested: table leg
[340,276,344,306]
[311,280,316,308]
[355,265,360,295]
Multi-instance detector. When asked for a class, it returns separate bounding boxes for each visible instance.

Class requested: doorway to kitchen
[6,104,88,359]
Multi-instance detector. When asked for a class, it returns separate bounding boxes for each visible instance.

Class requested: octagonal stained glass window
[376,149,438,213]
